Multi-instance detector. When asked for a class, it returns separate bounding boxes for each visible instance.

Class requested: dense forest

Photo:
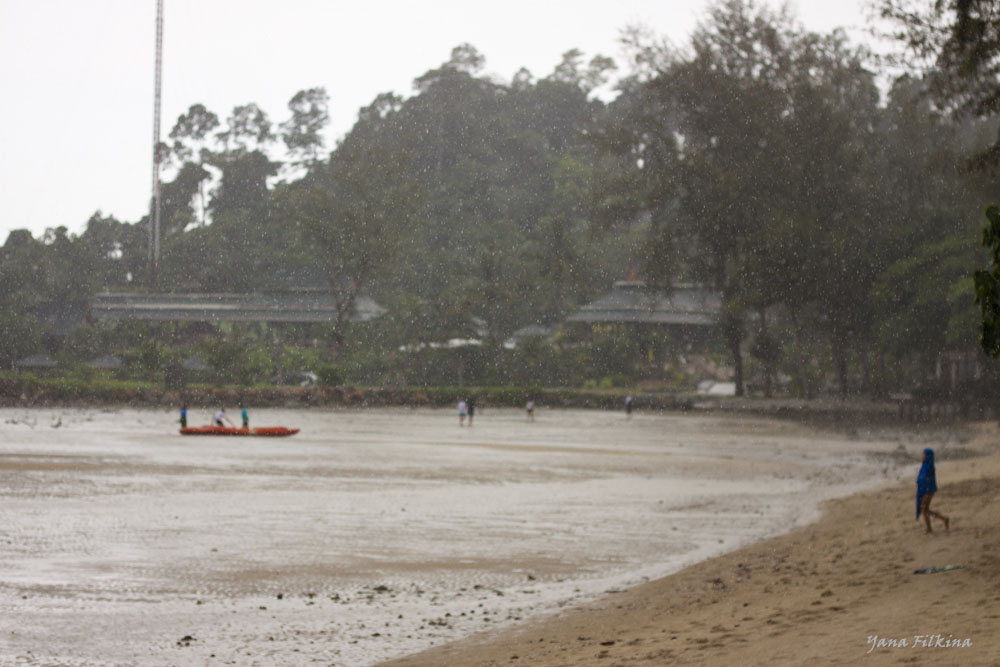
[3,0,999,398]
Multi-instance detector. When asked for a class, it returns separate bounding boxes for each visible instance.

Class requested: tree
[611,0,892,397]
[550,49,617,93]
[169,103,220,163]
[877,1,1000,359]
[78,213,146,288]
[618,0,808,395]
[279,94,424,351]
[159,162,212,235]
[167,104,221,226]
[974,205,1000,356]
[875,0,1000,164]
[216,103,275,153]
[0,311,41,370]
[881,234,982,362]
[280,87,330,166]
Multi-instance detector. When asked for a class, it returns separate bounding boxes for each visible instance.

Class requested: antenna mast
[149,0,164,287]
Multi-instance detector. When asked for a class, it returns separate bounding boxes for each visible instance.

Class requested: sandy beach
[382,423,1000,667]
[0,406,986,665]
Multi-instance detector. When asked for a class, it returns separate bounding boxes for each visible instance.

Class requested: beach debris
[176,635,195,647]
[913,564,963,574]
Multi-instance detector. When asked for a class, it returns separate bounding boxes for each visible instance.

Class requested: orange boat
[179,426,299,437]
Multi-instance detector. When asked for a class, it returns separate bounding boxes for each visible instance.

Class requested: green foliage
[201,339,274,386]
[316,363,347,386]
[876,0,1000,166]
[5,16,1000,398]
[279,345,321,374]
[0,311,41,370]
[878,234,981,361]
[974,206,1000,356]
[281,88,329,165]
[119,338,167,382]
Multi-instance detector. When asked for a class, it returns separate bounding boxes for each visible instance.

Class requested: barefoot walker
[916,448,949,533]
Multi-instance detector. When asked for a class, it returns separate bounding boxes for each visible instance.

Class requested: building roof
[88,355,123,369]
[90,292,386,324]
[566,281,721,326]
[181,355,210,371]
[15,353,57,368]
[511,324,557,339]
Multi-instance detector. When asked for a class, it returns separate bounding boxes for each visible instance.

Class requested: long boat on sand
[179,426,299,437]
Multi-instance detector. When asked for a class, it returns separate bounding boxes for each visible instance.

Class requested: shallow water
[0,406,916,666]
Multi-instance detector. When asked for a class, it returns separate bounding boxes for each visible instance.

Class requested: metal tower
[149,0,164,287]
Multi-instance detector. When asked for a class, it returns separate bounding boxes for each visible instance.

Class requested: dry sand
[0,406,988,666]
[382,423,1000,667]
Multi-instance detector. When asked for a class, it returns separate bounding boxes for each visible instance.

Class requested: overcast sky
[0,0,871,241]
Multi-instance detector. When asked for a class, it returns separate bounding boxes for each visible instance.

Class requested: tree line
[2,0,998,397]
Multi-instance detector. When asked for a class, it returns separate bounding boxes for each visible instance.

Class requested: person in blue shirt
[179,403,187,428]
[916,448,949,533]
[239,403,249,429]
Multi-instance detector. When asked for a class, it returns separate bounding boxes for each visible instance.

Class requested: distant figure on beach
[467,397,476,427]
[179,403,187,428]
[625,395,634,418]
[214,408,232,427]
[457,400,468,427]
[916,448,949,533]
[526,399,535,422]
[240,403,249,429]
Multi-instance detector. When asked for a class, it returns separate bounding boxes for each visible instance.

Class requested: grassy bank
[0,374,696,412]
[0,373,948,426]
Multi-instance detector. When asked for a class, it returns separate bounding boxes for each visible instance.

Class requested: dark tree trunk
[790,309,813,400]
[832,327,849,400]
[759,307,773,398]
[725,317,745,397]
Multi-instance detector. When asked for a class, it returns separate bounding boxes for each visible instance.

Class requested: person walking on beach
[625,395,634,418]
[457,399,468,427]
[240,403,249,429]
[916,447,949,533]
[526,399,535,422]
[179,403,187,428]
[467,397,476,427]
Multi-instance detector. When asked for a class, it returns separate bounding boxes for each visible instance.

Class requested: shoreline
[0,375,958,426]
[379,423,1000,666]
[1,406,987,665]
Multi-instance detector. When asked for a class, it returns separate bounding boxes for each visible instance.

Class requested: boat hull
[179,426,299,437]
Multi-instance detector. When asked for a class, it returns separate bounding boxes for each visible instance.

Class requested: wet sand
[383,424,1000,667]
[0,406,960,665]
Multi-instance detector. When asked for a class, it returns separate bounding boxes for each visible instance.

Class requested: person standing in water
[240,403,249,429]
[179,403,188,428]
[466,397,476,427]
[625,395,634,418]
[457,399,468,427]
[916,447,949,533]
[526,399,535,422]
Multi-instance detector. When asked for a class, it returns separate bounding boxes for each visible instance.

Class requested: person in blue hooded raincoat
[916,448,949,533]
